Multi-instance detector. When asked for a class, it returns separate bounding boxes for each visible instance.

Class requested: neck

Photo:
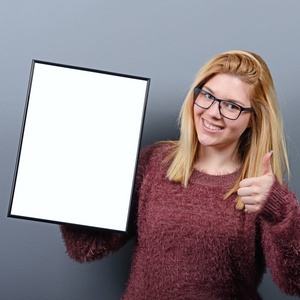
[194,144,241,175]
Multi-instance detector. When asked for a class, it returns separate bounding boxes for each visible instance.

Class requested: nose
[207,100,221,118]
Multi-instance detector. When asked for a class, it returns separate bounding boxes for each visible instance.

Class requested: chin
[197,137,217,148]
[199,142,220,148]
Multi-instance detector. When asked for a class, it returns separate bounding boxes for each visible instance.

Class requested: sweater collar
[189,167,241,188]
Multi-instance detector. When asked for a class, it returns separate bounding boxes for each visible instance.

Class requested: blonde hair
[165,50,290,210]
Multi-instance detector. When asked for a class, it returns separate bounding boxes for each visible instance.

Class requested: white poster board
[8,60,150,233]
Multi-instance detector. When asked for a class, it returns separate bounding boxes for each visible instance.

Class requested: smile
[203,119,223,131]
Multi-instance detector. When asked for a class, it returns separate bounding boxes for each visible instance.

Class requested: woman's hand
[238,151,275,213]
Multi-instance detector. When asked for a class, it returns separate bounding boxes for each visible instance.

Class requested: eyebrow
[202,85,246,106]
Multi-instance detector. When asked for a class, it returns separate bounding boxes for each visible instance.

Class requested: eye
[202,91,214,100]
[223,101,240,111]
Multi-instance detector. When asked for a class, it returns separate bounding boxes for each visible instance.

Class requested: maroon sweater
[60,144,300,299]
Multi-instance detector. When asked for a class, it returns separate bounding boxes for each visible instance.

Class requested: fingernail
[270,150,273,156]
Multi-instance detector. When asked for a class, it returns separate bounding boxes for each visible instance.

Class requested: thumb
[262,150,273,175]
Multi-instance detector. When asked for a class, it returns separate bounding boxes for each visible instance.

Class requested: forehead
[203,73,251,106]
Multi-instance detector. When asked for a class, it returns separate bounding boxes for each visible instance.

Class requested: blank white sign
[8,61,150,232]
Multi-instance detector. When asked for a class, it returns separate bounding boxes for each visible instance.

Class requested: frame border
[7,59,151,234]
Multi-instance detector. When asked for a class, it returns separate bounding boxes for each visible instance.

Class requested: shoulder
[134,142,175,188]
[139,142,175,165]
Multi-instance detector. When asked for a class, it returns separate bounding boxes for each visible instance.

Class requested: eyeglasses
[193,87,254,120]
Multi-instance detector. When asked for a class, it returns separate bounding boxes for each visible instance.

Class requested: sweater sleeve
[259,177,300,295]
[60,145,154,263]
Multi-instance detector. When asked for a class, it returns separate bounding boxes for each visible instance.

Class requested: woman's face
[193,73,252,153]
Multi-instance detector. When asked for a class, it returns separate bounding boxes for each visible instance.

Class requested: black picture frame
[7,60,150,233]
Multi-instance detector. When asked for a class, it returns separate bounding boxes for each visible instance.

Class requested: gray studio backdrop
[1,1,299,299]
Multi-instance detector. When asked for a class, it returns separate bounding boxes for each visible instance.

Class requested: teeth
[203,120,222,130]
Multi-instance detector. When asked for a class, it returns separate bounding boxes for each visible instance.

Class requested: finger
[244,204,254,213]
[240,196,256,204]
[245,204,261,214]
[239,177,255,188]
[237,187,252,197]
[262,150,273,176]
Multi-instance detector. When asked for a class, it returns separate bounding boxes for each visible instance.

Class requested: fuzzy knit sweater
[60,144,300,300]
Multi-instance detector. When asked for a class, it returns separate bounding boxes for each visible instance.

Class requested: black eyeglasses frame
[193,87,254,120]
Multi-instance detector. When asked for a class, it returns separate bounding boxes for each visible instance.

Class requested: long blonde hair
[165,50,290,210]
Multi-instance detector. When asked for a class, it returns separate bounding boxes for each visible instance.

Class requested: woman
[61,50,300,299]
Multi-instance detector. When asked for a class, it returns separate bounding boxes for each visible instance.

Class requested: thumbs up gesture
[237,151,275,213]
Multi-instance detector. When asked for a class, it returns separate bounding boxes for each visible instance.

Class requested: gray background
[1,1,299,299]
